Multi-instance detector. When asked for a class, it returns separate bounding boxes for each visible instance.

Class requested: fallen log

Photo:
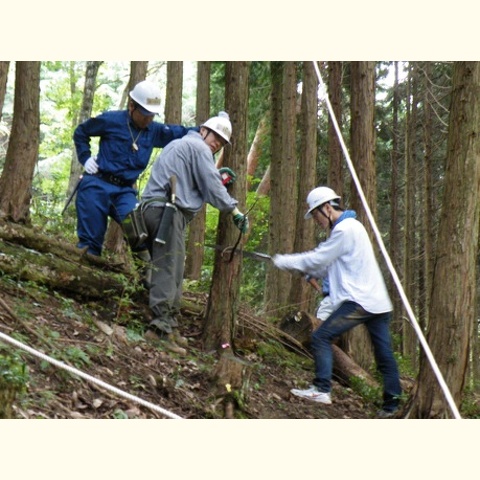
[0,223,130,299]
[0,220,129,273]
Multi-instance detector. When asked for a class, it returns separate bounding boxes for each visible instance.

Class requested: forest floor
[0,271,393,421]
[0,227,478,421]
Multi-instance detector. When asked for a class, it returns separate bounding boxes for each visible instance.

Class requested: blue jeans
[311,301,402,412]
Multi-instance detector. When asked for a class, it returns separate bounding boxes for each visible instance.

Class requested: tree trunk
[185,61,211,280]
[66,61,102,204]
[256,165,270,196]
[164,61,183,124]
[264,62,297,314]
[203,61,250,351]
[119,61,149,109]
[339,61,376,370]
[0,61,9,122]
[422,61,434,329]
[0,61,40,224]
[407,62,480,418]
[246,115,268,187]
[389,62,405,344]
[288,61,318,311]
[327,61,344,197]
[403,63,419,368]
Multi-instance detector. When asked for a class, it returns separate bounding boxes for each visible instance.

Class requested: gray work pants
[143,206,187,319]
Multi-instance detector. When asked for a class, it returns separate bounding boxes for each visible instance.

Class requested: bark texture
[0,62,40,224]
[407,62,480,418]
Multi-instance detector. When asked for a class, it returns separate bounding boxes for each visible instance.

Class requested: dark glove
[219,167,236,186]
[232,208,249,234]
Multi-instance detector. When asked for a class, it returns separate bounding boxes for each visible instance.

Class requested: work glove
[219,167,236,186]
[84,156,99,174]
[231,207,249,234]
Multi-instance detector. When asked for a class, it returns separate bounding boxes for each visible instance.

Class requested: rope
[0,330,183,420]
[312,61,462,420]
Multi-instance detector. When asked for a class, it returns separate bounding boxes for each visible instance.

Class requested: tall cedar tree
[0,62,40,223]
[203,61,249,351]
[288,61,318,311]
[0,62,9,122]
[407,62,480,418]
[327,61,344,197]
[338,61,376,370]
[66,61,102,201]
[264,62,298,313]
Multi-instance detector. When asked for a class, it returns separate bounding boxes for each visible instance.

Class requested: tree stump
[211,350,253,418]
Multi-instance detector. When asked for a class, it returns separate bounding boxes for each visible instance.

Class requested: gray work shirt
[141,130,238,216]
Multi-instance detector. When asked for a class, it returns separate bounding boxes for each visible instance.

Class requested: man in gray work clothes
[141,112,248,351]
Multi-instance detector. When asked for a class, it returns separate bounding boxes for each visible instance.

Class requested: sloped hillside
[0,219,412,419]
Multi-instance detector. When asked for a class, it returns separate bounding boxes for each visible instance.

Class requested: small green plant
[112,409,129,419]
[0,353,29,418]
[63,346,91,368]
[348,376,382,404]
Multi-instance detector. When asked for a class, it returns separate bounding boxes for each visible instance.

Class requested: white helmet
[129,80,162,115]
[201,111,232,143]
[304,186,341,219]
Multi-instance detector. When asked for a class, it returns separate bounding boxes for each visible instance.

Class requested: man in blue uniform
[73,80,194,257]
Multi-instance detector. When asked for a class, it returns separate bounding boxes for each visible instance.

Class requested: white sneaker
[290,385,332,404]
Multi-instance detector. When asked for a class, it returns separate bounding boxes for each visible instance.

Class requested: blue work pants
[75,175,137,256]
[312,301,402,412]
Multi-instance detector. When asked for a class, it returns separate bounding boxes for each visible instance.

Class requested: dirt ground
[0,276,389,420]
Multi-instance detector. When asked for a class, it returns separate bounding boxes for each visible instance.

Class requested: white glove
[84,156,99,174]
[272,254,290,270]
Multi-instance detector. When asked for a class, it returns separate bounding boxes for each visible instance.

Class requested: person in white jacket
[272,186,401,417]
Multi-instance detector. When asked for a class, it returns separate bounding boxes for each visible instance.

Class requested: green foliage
[238,193,270,305]
[112,409,129,419]
[348,376,382,404]
[0,352,29,391]
[63,346,91,368]
[460,385,480,418]
[256,339,308,370]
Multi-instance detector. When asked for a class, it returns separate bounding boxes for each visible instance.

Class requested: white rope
[312,61,462,420]
[0,331,183,419]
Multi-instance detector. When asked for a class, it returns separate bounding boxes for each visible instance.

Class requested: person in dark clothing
[73,80,195,257]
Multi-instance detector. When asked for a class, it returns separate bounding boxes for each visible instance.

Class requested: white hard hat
[201,111,232,143]
[304,186,341,219]
[129,80,162,115]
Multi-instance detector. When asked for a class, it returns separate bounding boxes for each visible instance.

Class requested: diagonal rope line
[312,61,461,420]
[0,330,183,420]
